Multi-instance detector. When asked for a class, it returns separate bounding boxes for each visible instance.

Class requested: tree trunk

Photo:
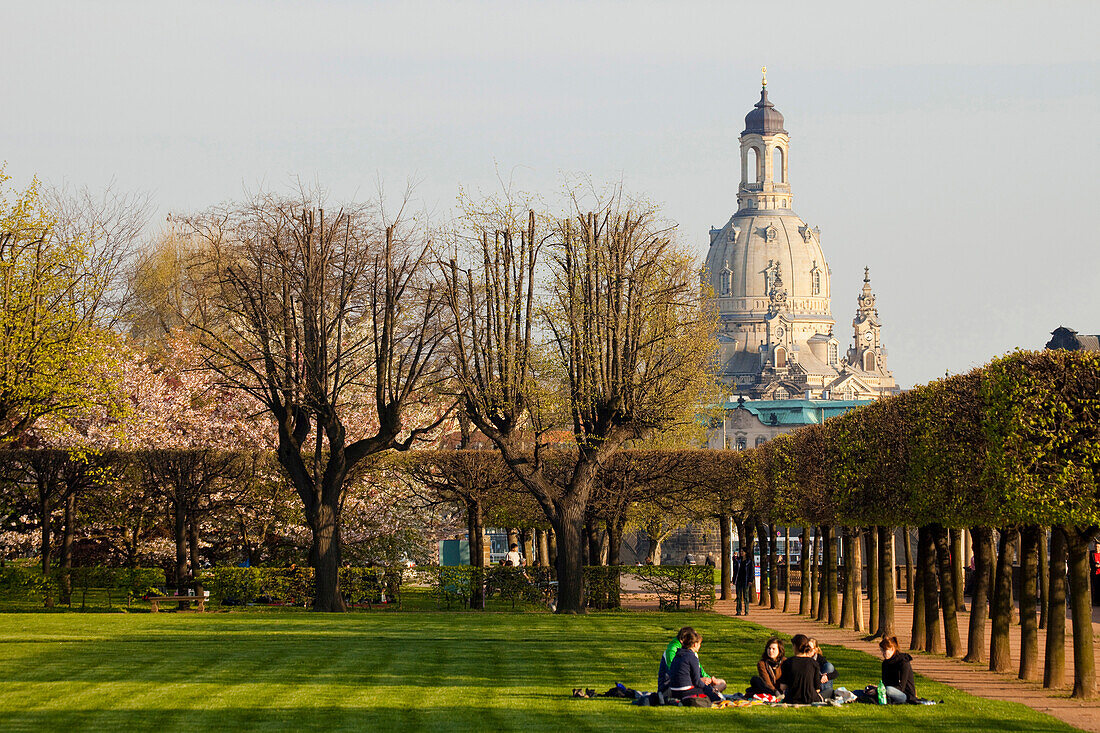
[920,526,943,654]
[989,528,1015,673]
[933,524,962,657]
[866,527,880,636]
[743,521,757,603]
[308,498,346,612]
[553,505,586,614]
[537,529,550,568]
[952,528,966,612]
[799,525,811,615]
[1043,526,1067,688]
[964,526,992,663]
[188,509,203,601]
[548,528,557,568]
[757,521,769,607]
[467,498,485,610]
[719,514,732,601]
[818,521,827,620]
[1038,527,1049,631]
[1066,526,1097,699]
[841,526,855,628]
[783,526,791,612]
[879,525,897,639]
[910,533,926,652]
[38,488,55,608]
[810,526,819,618]
[852,525,865,632]
[1018,525,1040,681]
[607,515,626,567]
[818,525,838,624]
[645,534,662,565]
[903,527,914,604]
[585,521,601,566]
[60,492,75,606]
[768,523,779,609]
[174,495,189,609]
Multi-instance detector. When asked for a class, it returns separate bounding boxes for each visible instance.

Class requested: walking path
[711,592,1100,732]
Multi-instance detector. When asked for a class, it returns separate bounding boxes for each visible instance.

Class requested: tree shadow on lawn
[0,705,1076,733]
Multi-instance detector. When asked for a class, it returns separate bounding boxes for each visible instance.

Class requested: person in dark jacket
[733,548,753,615]
[747,636,784,697]
[879,636,917,703]
[667,630,724,703]
[657,626,726,695]
[808,637,838,699]
[779,634,822,704]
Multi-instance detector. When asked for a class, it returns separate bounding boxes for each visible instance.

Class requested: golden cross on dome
[761,65,767,87]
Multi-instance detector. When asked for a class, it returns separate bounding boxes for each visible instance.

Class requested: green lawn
[0,608,1076,732]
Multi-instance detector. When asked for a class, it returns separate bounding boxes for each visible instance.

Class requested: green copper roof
[722,398,874,426]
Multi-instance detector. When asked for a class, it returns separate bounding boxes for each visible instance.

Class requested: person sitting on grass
[807,637,838,699]
[668,630,724,704]
[746,636,785,698]
[779,634,822,704]
[658,627,726,696]
[879,636,917,704]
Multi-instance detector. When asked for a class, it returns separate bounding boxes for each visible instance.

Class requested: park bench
[149,591,210,612]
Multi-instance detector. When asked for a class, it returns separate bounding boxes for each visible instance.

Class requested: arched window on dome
[775,347,787,369]
[864,351,876,371]
[773,146,785,183]
[720,269,731,296]
[828,341,838,366]
[747,147,759,184]
[812,270,821,296]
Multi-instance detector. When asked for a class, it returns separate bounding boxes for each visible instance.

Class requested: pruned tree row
[711,350,1098,700]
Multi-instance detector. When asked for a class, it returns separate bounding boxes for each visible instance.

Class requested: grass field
[0,608,1077,732]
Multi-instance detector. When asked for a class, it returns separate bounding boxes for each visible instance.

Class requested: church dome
[743,88,787,135]
[705,212,830,318]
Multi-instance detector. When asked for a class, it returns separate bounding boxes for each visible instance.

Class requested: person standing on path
[733,548,753,616]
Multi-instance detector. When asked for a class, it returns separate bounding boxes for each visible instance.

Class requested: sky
[3,0,1098,388]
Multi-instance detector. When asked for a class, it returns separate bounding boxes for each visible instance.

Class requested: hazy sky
[4,0,1098,388]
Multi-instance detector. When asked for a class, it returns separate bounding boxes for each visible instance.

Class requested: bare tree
[182,190,450,611]
[443,188,717,613]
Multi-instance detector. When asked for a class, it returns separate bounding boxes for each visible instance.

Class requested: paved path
[710,591,1100,732]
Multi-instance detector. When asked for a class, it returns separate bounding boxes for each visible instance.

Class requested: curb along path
[713,594,1100,732]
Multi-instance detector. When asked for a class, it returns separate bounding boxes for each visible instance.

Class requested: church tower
[842,267,897,394]
[705,72,897,400]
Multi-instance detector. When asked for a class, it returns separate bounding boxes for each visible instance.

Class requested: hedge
[199,566,406,608]
[0,566,165,608]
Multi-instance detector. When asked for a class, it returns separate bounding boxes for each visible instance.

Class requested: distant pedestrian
[733,548,753,616]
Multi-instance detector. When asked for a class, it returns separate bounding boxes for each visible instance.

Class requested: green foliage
[0,166,122,443]
[582,565,621,609]
[713,350,1099,532]
[199,567,406,608]
[982,350,1100,527]
[0,566,164,607]
[630,565,715,611]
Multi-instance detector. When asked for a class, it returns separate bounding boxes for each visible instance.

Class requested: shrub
[630,565,715,611]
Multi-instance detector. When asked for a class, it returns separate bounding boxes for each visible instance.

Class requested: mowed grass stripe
[0,611,1078,732]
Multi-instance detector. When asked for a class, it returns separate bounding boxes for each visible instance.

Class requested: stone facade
[704,77,899,400]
